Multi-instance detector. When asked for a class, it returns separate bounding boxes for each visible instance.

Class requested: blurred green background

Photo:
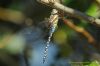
[0,0,100,66]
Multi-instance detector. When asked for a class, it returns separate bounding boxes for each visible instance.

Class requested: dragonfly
[43,8,59,63]
[30,0,64,64]
[29,0,62,63]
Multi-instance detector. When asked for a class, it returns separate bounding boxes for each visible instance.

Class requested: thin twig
[62,18,100,49]
[37,0,100,26]
[62,18,95,44]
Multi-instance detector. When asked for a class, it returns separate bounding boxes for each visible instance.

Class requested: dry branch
[62,18,95,44]
[37,0,100,26]
[62,18,99,49]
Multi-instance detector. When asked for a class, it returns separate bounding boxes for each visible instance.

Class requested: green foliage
[86,3,99,17]
[88,61,100,66]
[4,34,26,54]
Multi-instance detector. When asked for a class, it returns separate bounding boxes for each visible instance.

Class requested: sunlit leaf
[88,60,100,66]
